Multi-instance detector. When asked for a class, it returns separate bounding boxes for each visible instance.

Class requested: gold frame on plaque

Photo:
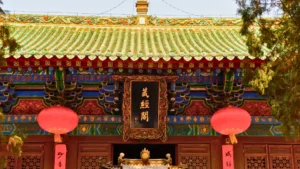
[113,75,171,142]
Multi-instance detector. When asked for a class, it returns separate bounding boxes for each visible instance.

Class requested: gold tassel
[54,134,62,143]
[229,134,238,144]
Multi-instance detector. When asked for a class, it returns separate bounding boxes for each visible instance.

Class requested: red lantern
[37,105,78,142]
[210,106,251,144]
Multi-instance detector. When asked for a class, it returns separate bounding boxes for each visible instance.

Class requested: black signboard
[115,75,171,142]
[130,81,159,128]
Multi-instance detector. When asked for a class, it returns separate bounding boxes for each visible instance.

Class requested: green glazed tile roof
[3,14,271,61]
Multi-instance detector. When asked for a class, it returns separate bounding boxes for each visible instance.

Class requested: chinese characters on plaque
[55,144,67,169]
[131,81,159,129]
[140,87,150,122]
[222,145,234,169]
[118,75,169,141]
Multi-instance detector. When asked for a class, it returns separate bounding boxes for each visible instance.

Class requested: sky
[2,0,240,17]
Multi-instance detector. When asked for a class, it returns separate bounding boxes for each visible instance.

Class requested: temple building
[0,0,298,169]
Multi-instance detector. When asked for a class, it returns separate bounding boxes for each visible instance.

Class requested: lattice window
[21,155,42,169]
[0,156,16,169]
[270,156,292,169]
[245,156,267,169]
[296,158,300,169]
[79,155,108,169]
[180,156,208,169]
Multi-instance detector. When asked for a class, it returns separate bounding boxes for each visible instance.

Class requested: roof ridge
[6,23,242,29]
[0,14,244,27]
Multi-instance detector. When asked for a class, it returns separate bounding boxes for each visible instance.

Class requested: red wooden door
[243,144,300,169]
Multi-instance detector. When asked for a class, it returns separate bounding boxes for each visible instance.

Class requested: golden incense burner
[114,148,188,169]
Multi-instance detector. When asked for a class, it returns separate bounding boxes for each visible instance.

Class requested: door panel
[177,144,211,169]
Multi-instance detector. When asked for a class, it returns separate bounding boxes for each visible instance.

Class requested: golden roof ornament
[136,0,149,16]
[136,0,148,25]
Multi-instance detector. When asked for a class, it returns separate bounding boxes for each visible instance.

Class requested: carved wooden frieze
[114,75,168,142]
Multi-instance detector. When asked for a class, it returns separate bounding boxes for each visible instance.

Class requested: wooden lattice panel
[245,156,267,169]
[244,144,299,169]
[244,145,268,169]
[295,158,300,169]
[269,145,293,169]
[79,155,107,169]
[77,144,111,169]
[178,144,211,169]
[270,156,292,169]
[21,155,42,169]
[293,145,300,169]
[0,156,16,169]
[180,155,208,169]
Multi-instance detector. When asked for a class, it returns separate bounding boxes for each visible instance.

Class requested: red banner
[55,144,67,169]
[222,145,234,169]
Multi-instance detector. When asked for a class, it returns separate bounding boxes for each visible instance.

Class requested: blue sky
[2,0,239,17]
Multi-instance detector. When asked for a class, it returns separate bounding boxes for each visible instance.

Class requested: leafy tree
[236,0,300,138]
[0,1,23,168]
[0,0,19,63]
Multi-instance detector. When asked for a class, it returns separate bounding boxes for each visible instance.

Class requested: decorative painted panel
[9,99,46,114]
[178,144,210,169]
[185,100,211,115]
[77,100,106,115]
[242,101,271,116]
[0,124,287,137]
[0,115,280,125]
[5,98,271,116]
[77,144,111,169]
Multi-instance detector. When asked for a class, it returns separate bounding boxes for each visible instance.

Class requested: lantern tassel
[229,134,238,144]
[54,134,62,143]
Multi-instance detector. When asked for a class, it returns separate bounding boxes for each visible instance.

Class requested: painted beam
[2,115,280,125]
[0,123,284,137]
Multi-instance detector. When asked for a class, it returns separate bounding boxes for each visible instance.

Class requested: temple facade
[0,1,298,169]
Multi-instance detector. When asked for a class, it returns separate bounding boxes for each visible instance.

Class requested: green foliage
[6,132,26,157]
[0,1,23,157]
[0,0,20,64]
[0,109,25,169]
[237,0,300,139]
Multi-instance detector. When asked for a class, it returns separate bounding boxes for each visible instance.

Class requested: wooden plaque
[117,76,168,142]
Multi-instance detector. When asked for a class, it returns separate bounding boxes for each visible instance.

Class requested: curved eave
[4,54,265,61]
[2,55,265,69]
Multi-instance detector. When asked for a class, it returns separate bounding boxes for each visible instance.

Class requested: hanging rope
[97,0,129,15]
[160,0,198,16]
